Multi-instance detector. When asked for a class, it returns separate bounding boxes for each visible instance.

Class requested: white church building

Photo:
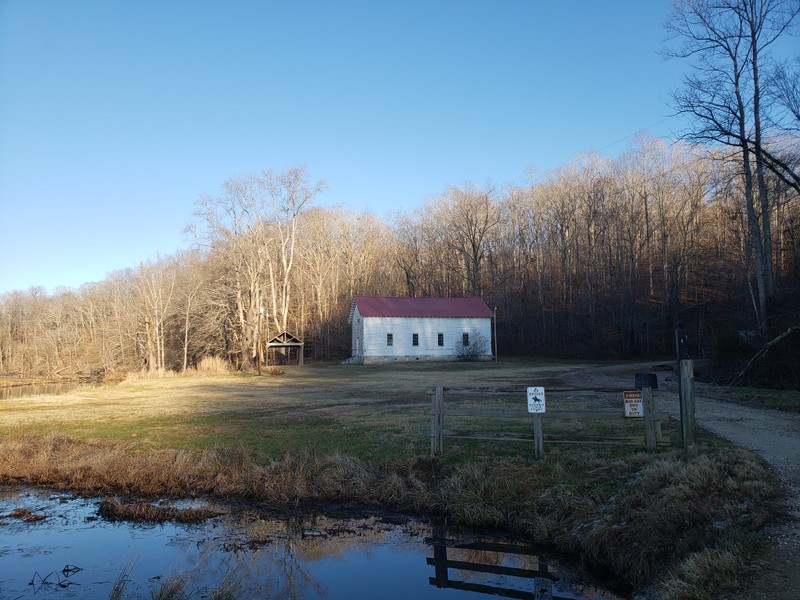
[348,296,494,364]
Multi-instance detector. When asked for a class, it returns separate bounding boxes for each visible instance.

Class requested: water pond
[0,381,100,400]
[0,486,623,600]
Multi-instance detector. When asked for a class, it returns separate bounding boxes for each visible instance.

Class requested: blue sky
[0,0,687,295]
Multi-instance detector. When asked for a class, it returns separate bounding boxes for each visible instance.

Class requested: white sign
[624,390,643,418]
[527,387,546,413]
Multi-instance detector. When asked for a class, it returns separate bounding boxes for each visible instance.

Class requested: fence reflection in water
[426,534,618,600]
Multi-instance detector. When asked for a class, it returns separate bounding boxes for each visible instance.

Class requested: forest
[1,0,798,385]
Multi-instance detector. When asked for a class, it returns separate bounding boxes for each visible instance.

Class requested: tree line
[2,135,797,377]
[0,0,797,378]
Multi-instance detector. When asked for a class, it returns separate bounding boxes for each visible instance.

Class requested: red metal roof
[353,296,493,318]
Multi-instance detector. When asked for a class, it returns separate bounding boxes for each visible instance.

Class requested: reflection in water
[0,487,622,599]
[0,381,99,400]
[426,535,618,600]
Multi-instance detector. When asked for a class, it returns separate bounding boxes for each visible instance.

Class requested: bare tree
[136,258,176,373]
[437,184,500,297]
[172,249,206,371]
[666,0,798,335]
[258,167,326,336]
[772,58,800,128]
[391,202,462,298]
[297,207,398,358]
[194,166,323,368]
[195,176,270,368]
[761,58,800,194]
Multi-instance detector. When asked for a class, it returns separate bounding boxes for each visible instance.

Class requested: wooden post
[680,359,697,458]
[533,413,544,460]
[431,385,444,456]
[643,385,656,450]
[654,392,663,443]
[493,306,498,361]
[432,544,449,587]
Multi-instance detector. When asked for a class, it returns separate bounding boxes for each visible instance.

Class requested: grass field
[1,359,647,460]
[0,359,783,599]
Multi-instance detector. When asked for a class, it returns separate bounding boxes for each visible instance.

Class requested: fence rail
[427,385,670,459]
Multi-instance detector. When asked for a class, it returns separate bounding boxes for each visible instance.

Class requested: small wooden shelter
[266,332,304,366]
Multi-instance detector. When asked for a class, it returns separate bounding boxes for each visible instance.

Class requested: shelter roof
[267,332,303,345]
[352,296,493,319]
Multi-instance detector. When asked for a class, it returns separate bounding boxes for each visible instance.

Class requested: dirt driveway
[578,362,800,599]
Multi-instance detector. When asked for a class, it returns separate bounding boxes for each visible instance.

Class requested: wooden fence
[427,386,670,459]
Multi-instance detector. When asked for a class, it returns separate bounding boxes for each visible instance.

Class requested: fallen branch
[729,325,800,386]
[50,366,69,378]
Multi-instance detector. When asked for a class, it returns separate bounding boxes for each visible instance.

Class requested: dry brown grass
[98,497,224,523]
[573,449,776,586]
[656,544,746,600]
[3,507,47,522]
[196,355,232,375]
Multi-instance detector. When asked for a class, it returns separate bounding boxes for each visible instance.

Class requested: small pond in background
[0,486,623,600]
[0,381,101,400]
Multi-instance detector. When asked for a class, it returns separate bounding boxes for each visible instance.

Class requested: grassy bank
[0,360,783,598]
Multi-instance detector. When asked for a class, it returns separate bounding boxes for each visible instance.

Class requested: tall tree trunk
[737,81,769,336]
[747,0,776,319]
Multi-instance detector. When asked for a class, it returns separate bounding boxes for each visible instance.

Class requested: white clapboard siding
[351,305,491,362]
